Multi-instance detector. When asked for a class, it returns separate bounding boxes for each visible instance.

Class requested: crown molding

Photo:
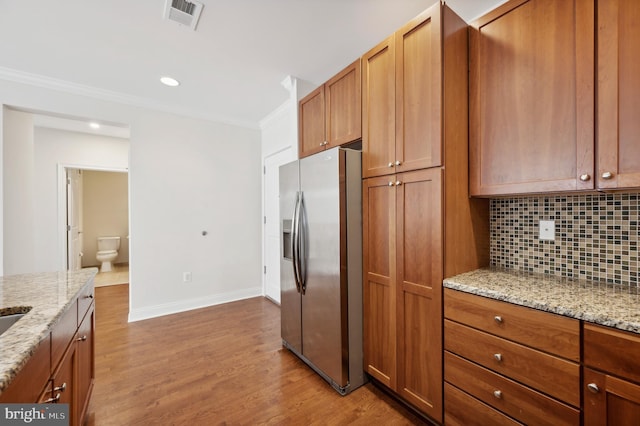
[0,66,259,130]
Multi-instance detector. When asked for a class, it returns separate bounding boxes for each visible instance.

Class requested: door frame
[57,163,129,271]
[262,146,294,303]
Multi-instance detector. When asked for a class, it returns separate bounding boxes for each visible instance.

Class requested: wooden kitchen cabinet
[76,304,95,424]
[444,289,581,425]
[362,5,490,422]
[597,0,640,190]
[298,59,361,158]
[584,323,640,425]
[363,168,443,417]
[469,0,595,195]
[362,4,443,178]
[0,283,95,426]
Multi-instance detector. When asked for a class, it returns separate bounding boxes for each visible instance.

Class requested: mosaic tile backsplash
[490,193,639,287]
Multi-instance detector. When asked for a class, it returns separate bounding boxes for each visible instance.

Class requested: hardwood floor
[87,285,428,425]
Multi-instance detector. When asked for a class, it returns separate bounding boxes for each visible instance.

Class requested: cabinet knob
[77,335,88,342]
[493,390,502,399]
[494,353,503,362]
[85,294,94,299]
[395,160,402,166]
[587,383,600,394]
[494,315,503,324]
[319,142,324,147]
[54,382,67,393]
[579,174,591,182]
[388,162,394,168]
[395,181,402,186]
[388,182,394,187]
[601,171,613,180]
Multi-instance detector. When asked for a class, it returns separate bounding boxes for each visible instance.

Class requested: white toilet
[96,236,121,272]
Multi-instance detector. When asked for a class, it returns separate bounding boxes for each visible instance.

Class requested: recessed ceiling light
[89,122,100,129]
[160,76,180,87]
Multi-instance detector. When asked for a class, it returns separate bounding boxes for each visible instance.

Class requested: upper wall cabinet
[469,0,595,196]
[298,59,361,158]
[597,0,640,189]
[362,5,443,178]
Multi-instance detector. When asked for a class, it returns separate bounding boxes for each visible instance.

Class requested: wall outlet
[183,272,192,283]
[539,220,555,241]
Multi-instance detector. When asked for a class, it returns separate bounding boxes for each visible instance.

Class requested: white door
[67,168,83,270]
[263,149,293,303]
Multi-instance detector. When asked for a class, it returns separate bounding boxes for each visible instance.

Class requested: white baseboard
[127,286,263,322]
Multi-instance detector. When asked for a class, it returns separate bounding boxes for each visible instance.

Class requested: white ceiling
[0,0,505,129]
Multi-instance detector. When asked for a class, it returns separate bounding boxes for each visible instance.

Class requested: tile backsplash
[490,193,639,287]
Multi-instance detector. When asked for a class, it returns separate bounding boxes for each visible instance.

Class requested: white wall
[1,78,262,321]
[31,126,129,273]
[3,108,35,274]
[82,170,129,267]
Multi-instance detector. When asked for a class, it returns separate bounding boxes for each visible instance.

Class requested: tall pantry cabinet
[361,3,489,422]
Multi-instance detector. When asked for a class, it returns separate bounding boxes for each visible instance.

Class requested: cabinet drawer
[51,300,77,371]
[584,323,640,383]
[0,334,51,403]
[445,382,522,426]
[445,320,580,407]
[77,283,95,323]
[445,351,580,426]
[444,289,580,361]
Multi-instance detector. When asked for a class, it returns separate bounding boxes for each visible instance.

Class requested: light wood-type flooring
[93,264,129,287]
[86,284,428,425]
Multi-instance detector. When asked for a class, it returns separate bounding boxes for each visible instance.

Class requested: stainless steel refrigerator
[279,147,365,395]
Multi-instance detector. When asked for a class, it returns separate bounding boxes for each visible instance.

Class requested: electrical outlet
[183,272,192,283]
[539,220,555,241]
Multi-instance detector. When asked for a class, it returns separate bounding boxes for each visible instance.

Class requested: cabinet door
[362,35,396,178]
[325,59,361,148]
[362,175,396,388]
[76,305,95,424]
[395,4,442,173]
[53,339,76,426]
[396,168,443,421]
[469,0,594,195]
[597,0,640,189]
[584,368,640,426]
[298,86,326,158]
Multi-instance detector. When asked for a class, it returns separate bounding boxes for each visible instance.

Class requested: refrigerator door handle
[298,192,307,294]
[291,191,301,293]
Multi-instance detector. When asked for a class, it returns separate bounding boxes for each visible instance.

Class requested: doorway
[62,166,130,286]
[263,148,293,303]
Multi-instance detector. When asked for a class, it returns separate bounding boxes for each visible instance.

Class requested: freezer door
[279,160,302,354]
[299,148,347,387]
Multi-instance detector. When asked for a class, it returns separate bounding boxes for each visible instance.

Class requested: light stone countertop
[0,268,98,395]
[444,267,640,334]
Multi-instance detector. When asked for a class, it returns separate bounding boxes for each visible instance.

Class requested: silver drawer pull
[494,315,503,324]
[580,173,591,182]
[43,393,61,403]
[388,182,394,187]
[601,171,613,180]
[77,335,88,342]
[53,382,66,393]
[388,162,394,167]
[395,160,402,166]
[493,390,502,399]
[587,383,600,394]
[494,353,503,362]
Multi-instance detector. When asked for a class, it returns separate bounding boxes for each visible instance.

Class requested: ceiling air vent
[164,0,204,31]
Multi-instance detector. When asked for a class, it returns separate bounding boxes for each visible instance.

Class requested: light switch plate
[539,220,555,241]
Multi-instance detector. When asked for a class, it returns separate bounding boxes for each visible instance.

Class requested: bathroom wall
[82,170,129,267]
[32,126,129,273]
[491,193,639,288]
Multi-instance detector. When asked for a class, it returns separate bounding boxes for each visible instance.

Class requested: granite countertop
[0,268,98,395]
[444,267,640,334]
